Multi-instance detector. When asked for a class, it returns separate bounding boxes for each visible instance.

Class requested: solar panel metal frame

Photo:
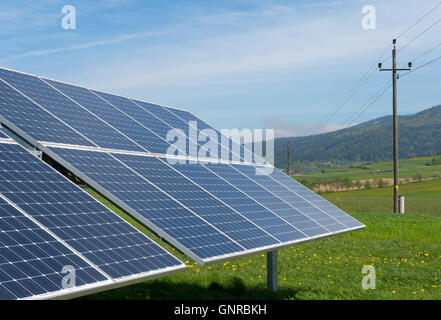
[0,139,186,300]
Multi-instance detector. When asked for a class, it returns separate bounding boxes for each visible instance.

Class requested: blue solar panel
[168,160,310,241]
[0,77,91,146]
[193,162,331,236]
[90,91,176,155]
[0,141,185,299]
[130,99,226,159]
[0,68,143,151]
[258,167,365,229]
[229,165,349,232]
[0,197,108,300]
[112,153,279,249]
[46,147,244,261]
[0,67,364,269]
[45,79,171,154]
[167,107,256,163]
[93,92,178,151]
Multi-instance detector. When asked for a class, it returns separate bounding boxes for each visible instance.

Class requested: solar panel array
[0,67,364,268]
[0,139,185,300]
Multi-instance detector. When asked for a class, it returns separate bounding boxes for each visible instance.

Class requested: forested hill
[274,105,441,167]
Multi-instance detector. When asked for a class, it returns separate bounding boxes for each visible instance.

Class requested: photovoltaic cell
[260,167,364,229]
[167,107,256,163]
[0,68,145,151]
[45,79,169,153]
[0,197,108,300]
[0,141,185,299]
[230,165,347,232]
[47,147,244,261]
[0,79,91,146]
[112,154,279,249]
[168,160,310,241]
[90,91,175,155]
[93,92,177,150]
[202,163,332,236]
[130,99,221,159]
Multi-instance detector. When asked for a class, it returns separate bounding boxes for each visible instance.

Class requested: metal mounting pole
[267,250,278,291]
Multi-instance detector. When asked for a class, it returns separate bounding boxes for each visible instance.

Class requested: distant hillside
[274,105,441,168]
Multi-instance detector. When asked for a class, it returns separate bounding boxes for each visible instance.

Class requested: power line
[309,2,441,136]
[339,81,391,128]
[343,43,432,130]
[395,1,441,40]
[399,16,441,52]
[401,53,441,77]
[409,41,441,62]
[310,66,379,134]
[308,44,391,136]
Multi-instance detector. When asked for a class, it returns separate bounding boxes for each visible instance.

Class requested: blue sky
[1,0,440,137]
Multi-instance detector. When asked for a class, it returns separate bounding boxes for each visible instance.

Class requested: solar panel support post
[267,250,278,292]
[379,39,411,213]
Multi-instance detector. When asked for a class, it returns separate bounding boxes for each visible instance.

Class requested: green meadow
[296,156,441,182]
[81,179,441,300]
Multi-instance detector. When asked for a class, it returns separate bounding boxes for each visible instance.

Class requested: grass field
[81,181,441,300]
[296,156,441,182]
[326,179,441,216]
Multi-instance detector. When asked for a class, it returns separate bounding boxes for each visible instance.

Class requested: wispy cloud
[2,0,440,132]
[7,29,176,59]
[263,117,349,137]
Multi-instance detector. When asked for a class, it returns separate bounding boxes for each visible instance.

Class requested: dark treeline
[274,105,441,169]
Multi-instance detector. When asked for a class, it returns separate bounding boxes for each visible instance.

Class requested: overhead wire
[308,1,441,136]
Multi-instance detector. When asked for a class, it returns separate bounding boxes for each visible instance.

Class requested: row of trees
[425,157,441,166]
[297,177,390,192]
[298,171,441,192]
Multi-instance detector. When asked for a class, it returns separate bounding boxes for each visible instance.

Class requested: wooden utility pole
[379,39,411,213]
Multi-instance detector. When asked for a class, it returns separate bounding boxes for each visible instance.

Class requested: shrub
[377,178,385,188]
[412,171,423,182]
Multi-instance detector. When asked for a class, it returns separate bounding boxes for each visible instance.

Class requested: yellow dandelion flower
[392,291,396,294]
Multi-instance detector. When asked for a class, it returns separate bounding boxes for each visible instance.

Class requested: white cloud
[70,0,439,91]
